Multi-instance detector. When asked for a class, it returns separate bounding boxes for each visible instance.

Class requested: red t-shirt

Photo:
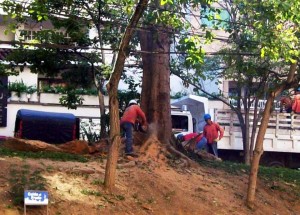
[183,133,203,142]
[203,122,224,144]
[292,95,300,113]
[120,105,147,125]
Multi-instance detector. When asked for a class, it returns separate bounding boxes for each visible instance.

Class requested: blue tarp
[15,109,77,144]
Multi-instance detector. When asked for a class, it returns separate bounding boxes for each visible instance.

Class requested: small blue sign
[24,190,49,205]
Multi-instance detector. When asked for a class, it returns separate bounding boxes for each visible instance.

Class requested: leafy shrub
[8,80,27,96]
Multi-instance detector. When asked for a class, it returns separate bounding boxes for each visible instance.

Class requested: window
[171,115,189,132]
[20,30,37,41]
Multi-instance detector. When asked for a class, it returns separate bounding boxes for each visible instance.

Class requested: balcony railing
[229,99,280,111]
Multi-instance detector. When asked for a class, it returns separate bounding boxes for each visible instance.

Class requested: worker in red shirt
[292,90,300,114]
[203,114,224,158]
[177,132,207,152]
[120,100,147,157]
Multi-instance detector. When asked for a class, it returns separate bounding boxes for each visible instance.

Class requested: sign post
[24,190,49,215]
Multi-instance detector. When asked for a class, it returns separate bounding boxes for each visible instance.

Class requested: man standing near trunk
[203,114,224,158]
[120,100,147,157]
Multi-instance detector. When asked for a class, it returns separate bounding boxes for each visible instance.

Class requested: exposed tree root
[165,144,198,168]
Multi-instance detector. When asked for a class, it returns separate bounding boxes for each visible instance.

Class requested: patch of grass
[46,165,54,172]
[259,166,300,186]
[198,159,300,191]
[91,179,104,186]
[0,146,88,162]
[103,195,115,204]
[115,194,125,201]
[96,204,106,209]
[5,204,13,209]
[197,159,250,175]
[81,189,102,196]
[9,165,47,206]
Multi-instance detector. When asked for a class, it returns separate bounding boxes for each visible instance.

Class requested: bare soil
[0,138,299,215]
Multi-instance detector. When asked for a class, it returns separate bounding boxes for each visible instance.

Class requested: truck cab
[171,109,194,136]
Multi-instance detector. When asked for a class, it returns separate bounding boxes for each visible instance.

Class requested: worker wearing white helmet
[120,99,147,157]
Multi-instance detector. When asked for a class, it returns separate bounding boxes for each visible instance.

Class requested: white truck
[171,106,195,136]
[171,107,300,168]
[215,109,300,168]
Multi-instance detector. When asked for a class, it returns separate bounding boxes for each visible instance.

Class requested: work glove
[213,138,219,142]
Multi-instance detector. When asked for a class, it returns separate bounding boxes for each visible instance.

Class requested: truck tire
[267,161,285,168]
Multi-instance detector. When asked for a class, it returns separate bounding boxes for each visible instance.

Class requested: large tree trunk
[104,0,148,192]
[139,26,172,143]
[246,63,297,207]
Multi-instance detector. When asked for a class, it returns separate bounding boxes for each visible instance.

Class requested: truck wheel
[267,161,285,168]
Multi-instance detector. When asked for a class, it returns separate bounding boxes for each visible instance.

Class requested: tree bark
[246,63,298,207]
[104,0,148,192]
[98,91,107,137]
[139,26,172,144]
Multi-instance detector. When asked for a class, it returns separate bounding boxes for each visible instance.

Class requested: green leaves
[240,0,300,63]
[161,0,173,6]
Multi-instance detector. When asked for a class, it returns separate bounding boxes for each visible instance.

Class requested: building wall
[0,25,14,41]
[8,68,38,87]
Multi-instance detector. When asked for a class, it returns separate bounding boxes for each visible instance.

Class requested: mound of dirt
[3,138,63,152]
[0,136,299,215]
[3,138,109,155]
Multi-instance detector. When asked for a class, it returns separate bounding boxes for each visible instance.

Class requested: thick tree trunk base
[132,132,197,168]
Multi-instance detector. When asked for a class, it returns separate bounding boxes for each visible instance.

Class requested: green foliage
[26,85,37,94]
[236,0,300,63]
[8,80,27,96]
[199,159,300,188]
[81,189,102,197]
[61,64,95,89]
[170,91,188,99]
[0,63,10,76]
[80,121,101,144]
[259,166,300,187]
[91,179,104,186]
[118,89,140,114]
[74,88,98,96]
[41,85,66,94]
[59,90,84,110]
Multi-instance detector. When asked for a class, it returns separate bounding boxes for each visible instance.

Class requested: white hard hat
[128,99,137,105]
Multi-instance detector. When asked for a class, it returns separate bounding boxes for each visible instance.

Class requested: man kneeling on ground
[177,132,207,153]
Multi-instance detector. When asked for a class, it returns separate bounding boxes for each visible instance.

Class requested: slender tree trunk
[104,0,148,192]
[246,95,274,208]
[98,22,108,138]
[246,63,297,207]
[98,91,107,137]
[250,98,260,161]
[244,110,250,164]
[140,26,172,143]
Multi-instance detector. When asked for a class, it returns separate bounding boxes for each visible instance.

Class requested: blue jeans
[121,122,134,154]
[195,137,207,150]
[207,142,218,157]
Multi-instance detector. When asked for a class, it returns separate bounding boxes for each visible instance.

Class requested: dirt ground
[0,139,299,215]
